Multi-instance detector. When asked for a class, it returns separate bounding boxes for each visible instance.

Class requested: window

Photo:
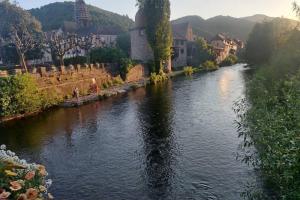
[181,49,184,54]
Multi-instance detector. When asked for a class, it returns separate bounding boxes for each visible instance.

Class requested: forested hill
[29,2,134,32]
[172,15,296,41]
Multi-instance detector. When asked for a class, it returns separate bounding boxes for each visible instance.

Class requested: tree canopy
[245,18,298,65]
[0,1,42,38]
[143,0,173,72]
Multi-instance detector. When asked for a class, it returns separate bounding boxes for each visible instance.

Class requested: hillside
[241,14,274,23]
[29,2,134,32]
[172,15,296,41]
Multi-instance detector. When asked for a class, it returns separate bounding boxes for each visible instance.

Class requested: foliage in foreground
[0,145,53,200]
[0,74,62,117]
[236,28,300,200]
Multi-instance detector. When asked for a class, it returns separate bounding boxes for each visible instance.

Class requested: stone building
[75,0,90,27]
[210,34,243,63]
[172,23,196,69]
[130,9,154,62]
[131,9,196,72]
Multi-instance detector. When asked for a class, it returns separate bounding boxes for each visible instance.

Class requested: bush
[0,144,53,200]
[90,48,127,64]
[112,76,124,85]
[0,74,61,117]
[220,54,238,67]
[64,56,87,66]
[150,71,168,85]
[183,66,194,76]
[202,60,219,71]
[236,29,300,199]
[120,58,135,79]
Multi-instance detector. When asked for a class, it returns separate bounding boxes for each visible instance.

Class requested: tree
[143,0,173,73]
[293,2,300,18]
[76,34,99,64]
[245,18,298,65]
[116,33,131,57]
[0,1,42,71]
[47,32,77,67]
[188,37,215,66]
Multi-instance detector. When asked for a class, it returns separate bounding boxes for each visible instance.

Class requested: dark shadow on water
[137,81,178,200]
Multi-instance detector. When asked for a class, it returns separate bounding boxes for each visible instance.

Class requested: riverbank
[0,64,238,123]
[0,64,256,200]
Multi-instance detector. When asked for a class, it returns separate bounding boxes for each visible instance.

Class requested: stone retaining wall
[0,63,147,98]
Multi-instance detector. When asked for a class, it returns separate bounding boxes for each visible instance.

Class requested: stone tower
[131,9,172,72]
[130,9,154,62]
[75,0,90,27]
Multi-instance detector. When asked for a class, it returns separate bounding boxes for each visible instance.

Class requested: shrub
[112,76,124,85]
[90,48,127,64]
[202,60,219,71]
[0,74,61,117]
[220,54,238,67]
[120,58,135,79]
[183,66,194,76]
[64,56,87,66]
[150,71,168,85]
[0,144,53,200]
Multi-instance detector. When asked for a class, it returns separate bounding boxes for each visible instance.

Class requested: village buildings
[210,34,244,63]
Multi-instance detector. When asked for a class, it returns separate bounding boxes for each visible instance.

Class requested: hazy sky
[17,0,299,20]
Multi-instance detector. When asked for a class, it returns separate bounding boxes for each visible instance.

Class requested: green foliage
[112,75,124,85]
[245,18,298,65]
[144,0,172,72]
[64,56,87,66]
[120,58,135,79]
[116,33,131,57]
[90,47,127,63]
[293,2,300,18]
[0,44,19,65]
[183,66,194,76]
[202,60,219,71]
[189,37,216,67]
[150,71,168,85]
[236,29,300,199]
[0,74,61,117]
[220,54,238,67]
[0,1,42,38]
[29,2,134,32]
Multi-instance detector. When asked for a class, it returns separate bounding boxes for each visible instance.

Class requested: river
[0,64,258,200]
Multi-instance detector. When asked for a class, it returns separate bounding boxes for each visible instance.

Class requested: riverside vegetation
[0,74,61,118]
[235,10,300,200]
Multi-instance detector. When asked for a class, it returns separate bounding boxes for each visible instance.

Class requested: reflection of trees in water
[138,82,177,199]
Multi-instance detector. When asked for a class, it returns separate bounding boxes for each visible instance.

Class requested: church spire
[75,0,90,27]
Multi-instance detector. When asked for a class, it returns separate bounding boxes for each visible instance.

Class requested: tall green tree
[142,0,173,73]
[245,18,298,65]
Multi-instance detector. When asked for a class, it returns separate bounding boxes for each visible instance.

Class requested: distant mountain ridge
[29,1,134,32]
[172,14,296,41]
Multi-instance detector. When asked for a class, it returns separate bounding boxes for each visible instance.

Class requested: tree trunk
[59,55,64,67]
[20,53,28,72]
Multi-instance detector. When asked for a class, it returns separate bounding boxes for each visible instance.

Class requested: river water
[0,64,258,200]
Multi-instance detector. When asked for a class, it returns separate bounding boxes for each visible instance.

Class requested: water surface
[0,64,257,200]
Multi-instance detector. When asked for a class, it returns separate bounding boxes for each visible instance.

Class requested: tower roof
[135,8,146,28]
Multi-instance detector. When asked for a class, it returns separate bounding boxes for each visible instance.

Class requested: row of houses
[130,8,245,70]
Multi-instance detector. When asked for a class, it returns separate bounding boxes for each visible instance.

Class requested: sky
[16,0,299,20]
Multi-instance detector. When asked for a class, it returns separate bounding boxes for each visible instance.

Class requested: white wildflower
[0,144,6,150]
